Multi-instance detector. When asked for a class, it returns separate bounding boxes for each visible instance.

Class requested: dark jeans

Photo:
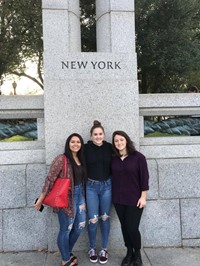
[114,204,143,251]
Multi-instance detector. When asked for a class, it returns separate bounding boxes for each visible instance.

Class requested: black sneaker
[121,251,134,266]
[133,250,142,266]
[88,248,98,263]
[99,249,108,264]
[133,256,142,266]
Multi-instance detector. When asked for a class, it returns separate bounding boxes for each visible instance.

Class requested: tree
[2,0,200,94]
[0,0,43,89]
[80,0,96,52]
[135,0,200,93]
[0,0,97,89]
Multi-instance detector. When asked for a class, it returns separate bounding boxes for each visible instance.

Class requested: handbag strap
[63,155,67,178]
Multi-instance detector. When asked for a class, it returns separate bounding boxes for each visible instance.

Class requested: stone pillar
[68,0,81,52]
[96,0,111,52]
[96,0,136,53]
[42,0,139,251]
[96,0,139,147]
[42,0,139,165]
[42,0,82,163]
[42,0,81,54]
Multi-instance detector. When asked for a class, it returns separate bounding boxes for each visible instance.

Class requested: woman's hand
[34,194,45,211]
[137,191,147,208]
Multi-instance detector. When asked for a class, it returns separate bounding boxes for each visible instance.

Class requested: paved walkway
[1,247,200,266]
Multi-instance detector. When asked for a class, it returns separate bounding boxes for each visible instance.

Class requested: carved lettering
[115,62,121,69]
[61,61,69,69]
[91,61,98,69]
[61,61,122,70]
[71,61,76,69]
[77,61,88,69]
[107,61,114,69]
[98,61,106,69]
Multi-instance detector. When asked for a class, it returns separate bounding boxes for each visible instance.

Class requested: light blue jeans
[86,178,112,249]
[57,184,86,261]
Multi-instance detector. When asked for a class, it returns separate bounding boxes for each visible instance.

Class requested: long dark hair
[112,130,136,157]
[64,133,86,179]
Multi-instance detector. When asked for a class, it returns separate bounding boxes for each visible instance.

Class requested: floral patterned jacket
[42,154,75,217]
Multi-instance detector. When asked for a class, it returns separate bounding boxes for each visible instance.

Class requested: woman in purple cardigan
[111,131,149,266]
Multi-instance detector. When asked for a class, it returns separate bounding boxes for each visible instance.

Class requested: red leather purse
[43,156,70,208]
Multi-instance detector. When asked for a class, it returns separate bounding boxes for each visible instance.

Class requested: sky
[0,61,43,95]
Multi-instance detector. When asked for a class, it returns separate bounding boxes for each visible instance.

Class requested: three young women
[35,127,149,266]
[112,131,149,266]
[35,133,86,266]
[85,120,113,264]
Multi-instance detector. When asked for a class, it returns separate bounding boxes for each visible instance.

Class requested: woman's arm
[34,155,64,211]
[34,193,46,211]
[137,191,147,208]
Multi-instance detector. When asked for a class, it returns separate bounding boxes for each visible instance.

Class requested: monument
[42,0,139,164]
[41,0,139,251]
[1,0,200,254]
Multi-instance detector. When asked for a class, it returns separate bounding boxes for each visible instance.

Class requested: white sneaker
[88,248,98,263]
[99,249,108,264]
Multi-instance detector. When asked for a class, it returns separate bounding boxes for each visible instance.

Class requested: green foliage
[0,0,43,87]
[145,132,178,137]
[1,0,200,93]
[0,135,32,142]
[135,0,200,93]
[80,0,96,52]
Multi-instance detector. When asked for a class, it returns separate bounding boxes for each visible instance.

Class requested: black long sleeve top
[85,141,113,181]
[112,151,149,206]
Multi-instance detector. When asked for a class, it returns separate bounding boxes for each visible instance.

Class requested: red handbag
[43,156,70,208]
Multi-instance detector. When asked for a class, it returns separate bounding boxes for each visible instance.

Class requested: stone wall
[1,94,200,251]
[0,96,46,252]
[140,93,200,247]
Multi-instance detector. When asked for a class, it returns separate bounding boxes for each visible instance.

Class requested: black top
[73,164,84,186]
[85,141,113,181]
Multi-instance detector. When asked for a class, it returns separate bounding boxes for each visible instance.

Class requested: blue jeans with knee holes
[86,178,112,249]
[57,184,86,261]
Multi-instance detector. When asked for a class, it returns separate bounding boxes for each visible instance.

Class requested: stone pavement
[1,247,200,266]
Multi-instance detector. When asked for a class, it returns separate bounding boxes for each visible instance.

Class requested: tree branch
[37,53,43,84]
[11,71,44,89]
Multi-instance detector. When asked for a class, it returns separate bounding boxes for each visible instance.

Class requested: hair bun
[93,120,101,126]
[90,120,104,135]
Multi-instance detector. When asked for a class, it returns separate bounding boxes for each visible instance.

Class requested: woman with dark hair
[112,131,149,266]
[35,133,86,266]
[85,120,113,264]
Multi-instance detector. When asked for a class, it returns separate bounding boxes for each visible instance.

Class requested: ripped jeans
[86,178,112,249]
[57,184,86,261]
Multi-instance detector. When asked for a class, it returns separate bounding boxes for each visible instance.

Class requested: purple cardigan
[111,151,149,206]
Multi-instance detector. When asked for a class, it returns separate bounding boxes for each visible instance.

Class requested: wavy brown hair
[112,130,136,157]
